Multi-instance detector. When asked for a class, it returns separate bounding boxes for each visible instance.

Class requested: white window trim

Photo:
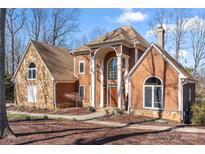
[107,57,117,80]
[79,85,85,102]
[143,76,163,110]
[27,67,36,80]
[79,60,85,74]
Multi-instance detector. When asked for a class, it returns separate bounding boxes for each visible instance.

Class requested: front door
[107,84,117,107]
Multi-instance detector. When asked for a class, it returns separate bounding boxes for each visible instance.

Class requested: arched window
[107,57,117,80]
[144,77,163,109]
[28,62,36,80]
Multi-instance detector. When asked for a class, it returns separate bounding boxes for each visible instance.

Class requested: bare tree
[6,9,25,75]
[49,9,80,46]
[170,9,191,62]
[190,16,205,74]
[148,9,171,48]
[0,8,13,139]
[28,9,47,41]
[14,37,24,65]
[89,26,106,41]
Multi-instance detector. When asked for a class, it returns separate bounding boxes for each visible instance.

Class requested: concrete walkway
[8,110,109,121]
[7,111,205,134]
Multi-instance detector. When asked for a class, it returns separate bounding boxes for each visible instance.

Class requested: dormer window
[28,62,36,80]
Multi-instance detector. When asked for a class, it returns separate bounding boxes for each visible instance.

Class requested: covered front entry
[90,46,130,110]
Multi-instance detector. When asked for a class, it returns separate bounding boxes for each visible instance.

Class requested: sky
[73,8,205,68]
[13,8,205,69]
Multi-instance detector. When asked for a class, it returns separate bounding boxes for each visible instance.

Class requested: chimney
[156,26,165,48]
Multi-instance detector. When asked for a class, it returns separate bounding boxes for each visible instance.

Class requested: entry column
[117,54,122,110]
[91,56,96,108]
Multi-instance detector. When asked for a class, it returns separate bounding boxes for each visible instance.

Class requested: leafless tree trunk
[50,9,79,46]
[190,16,205,74]
[171,9,191,62]
[6,9,25,75]
[28,9,47,41]
[0,8,13,139]
[148,9,171,48]
[89,26,106,41]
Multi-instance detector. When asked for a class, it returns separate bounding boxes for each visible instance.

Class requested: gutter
[53,80,58,110]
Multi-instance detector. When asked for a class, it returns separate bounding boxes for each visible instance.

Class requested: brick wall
[130,47,181,121]
[75,54,91,106]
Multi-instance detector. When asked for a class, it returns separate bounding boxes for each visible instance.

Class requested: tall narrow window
[144,77,163,109]
[107,57,117,80]
[79,61,85,74]
[28,62,36,80]
[79,85,85,101]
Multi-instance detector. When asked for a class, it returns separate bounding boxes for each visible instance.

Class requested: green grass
[7,113,47,120]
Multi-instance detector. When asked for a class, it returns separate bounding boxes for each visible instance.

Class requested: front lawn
[0,113,204,145]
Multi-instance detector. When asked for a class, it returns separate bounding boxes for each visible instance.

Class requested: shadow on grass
[16,129,101,145]
[14,126,110,137]
[74,125,186,145]
[9,118,52,123]
[74,130,167,145]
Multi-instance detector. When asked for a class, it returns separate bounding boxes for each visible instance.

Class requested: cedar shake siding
[56,82,77,108]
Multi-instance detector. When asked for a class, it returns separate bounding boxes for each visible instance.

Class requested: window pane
[154,87,162,108]
[79,86,84,100]
[145,77,162,85]
[29,62,36,68]
[28,70,32,79]
[80,62,84,73]
[108,58,117,80]
[145,87,152,107]
[33,70,36,79]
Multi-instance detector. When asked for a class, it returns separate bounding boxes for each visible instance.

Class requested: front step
[96,107,126,115]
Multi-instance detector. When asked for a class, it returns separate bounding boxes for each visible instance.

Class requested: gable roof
[13,40,77,81]
[128,43,195,81]
[73,26,149,53]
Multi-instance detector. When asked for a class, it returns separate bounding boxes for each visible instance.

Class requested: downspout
[53,80,58,110]
[128,79,131,114]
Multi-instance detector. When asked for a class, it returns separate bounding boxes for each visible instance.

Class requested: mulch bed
[0,118,204,145]
[99,114,182,127]
[7,104,90,115]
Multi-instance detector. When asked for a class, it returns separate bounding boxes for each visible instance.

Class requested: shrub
[87,106,95,112]
[191,102,205,125]
[113,108,122,115]
[25,115,31,120]
[43,115,49,120]
[5,74,14,100]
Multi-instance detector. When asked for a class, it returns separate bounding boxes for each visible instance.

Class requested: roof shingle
[31,40,77,81]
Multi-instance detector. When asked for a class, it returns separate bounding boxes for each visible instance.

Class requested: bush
[113,108,122,115]
[25,115,31,120]
[5,74,14,100]
[87,106,95,112]
[191,102,205,125]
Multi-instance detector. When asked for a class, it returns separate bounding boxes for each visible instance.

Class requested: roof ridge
[153,43,195,80]
[31,40,69,52]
